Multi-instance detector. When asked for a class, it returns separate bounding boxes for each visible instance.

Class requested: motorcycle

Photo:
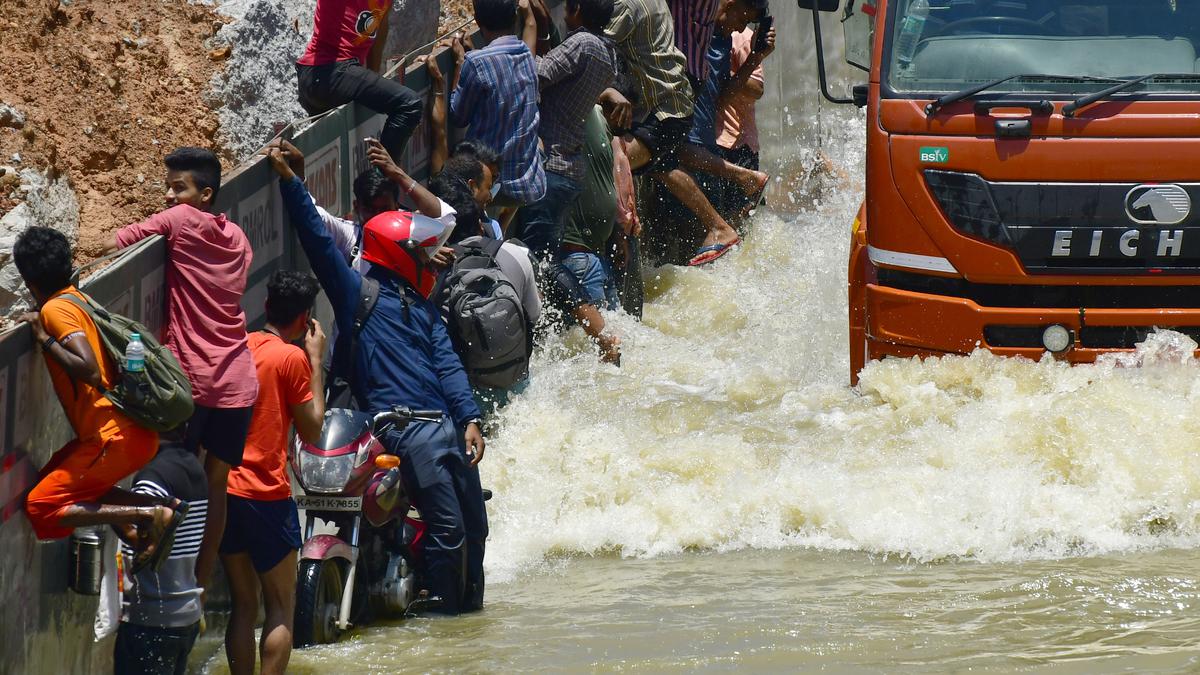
[290,405,444,646]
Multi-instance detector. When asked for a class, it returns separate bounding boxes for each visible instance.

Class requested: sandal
[131,500,189,575]
[687,237,741,266]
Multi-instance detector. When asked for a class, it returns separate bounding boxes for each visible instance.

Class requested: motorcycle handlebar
[371,407,445,430]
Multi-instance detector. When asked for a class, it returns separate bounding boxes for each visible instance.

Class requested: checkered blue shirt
[450,36,547,204]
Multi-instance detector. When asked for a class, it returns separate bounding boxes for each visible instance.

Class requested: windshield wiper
[925,74,1121,118]
[1062,73,1199,117]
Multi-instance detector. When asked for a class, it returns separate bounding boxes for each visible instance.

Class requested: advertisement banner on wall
[306,138,343,216]
[239,181,285,278]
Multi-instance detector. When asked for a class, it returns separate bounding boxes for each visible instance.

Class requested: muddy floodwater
[197,179,1200,672]
[275,550,1200,672]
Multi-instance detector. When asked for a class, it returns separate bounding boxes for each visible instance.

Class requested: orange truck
[801,0,1200,383]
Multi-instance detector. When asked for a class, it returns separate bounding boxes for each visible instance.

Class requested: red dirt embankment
[0,0,226,261]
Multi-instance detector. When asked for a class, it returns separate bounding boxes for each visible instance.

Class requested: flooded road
[282,549,1200,673]
[200,189,1200,672]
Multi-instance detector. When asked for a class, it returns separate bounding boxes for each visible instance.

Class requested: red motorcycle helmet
[361,210,452,297]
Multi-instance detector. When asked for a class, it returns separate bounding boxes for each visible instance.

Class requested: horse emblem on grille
[1126,185,1191,225]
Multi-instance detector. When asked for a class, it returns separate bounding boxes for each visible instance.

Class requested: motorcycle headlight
[296,452,357,494]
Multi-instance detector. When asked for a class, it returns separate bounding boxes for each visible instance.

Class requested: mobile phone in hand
[754,15,774,53]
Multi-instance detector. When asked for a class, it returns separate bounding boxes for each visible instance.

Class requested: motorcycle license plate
[296,495,362,512]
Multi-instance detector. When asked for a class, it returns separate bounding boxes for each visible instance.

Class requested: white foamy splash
[479,171,1200,583]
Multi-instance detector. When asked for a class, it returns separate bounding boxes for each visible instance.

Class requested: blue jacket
[279,176,481,425]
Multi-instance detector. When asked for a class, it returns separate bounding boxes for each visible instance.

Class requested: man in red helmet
[268,148,489,614]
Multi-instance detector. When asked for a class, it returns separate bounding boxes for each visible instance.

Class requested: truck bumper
[864,282,1200,364]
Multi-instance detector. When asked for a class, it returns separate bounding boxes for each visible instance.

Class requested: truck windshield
[887,0,1200,95]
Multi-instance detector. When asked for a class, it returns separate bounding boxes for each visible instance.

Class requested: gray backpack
[436,237,531,388]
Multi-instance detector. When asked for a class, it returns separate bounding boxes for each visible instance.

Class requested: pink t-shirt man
[716,27,763,154]
[296,0,391,67]
[117,204,258,409]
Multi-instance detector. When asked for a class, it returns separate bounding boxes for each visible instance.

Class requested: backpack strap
[347,276,379,385]
[352,277,380,340]
[481,237,504,259]
[58,292,116,397]
[328,276,379,409]
[60,291,107,320]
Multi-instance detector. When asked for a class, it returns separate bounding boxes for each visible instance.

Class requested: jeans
[474,377,529,419]
[113,621,200,675]
[559,252,619,311]
[386,417,487,613]
[296,60,423,161]
[514,171,583,262]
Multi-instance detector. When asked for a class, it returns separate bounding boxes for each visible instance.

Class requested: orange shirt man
[17,227,181,570]
[220,271,326,675]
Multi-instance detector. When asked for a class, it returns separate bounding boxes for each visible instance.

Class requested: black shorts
[219,495,302,573]
[631,114,693,175]
[113,621,200,675]
[184,404,253,467]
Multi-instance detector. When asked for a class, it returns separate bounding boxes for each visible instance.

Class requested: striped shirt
[668,0,720,82]
[605,0,695,122]
[120,445,207,629]
[537,29,617,181]
[450,36,547,203]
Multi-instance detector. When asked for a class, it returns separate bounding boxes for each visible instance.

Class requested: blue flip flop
[687,237,741,266]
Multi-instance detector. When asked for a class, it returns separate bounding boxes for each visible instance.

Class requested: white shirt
[494,241,542,322]
[312,195,459,273]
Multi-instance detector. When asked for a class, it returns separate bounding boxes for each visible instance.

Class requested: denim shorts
[559,252,619,311]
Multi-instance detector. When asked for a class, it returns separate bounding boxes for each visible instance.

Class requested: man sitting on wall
[17,227,183,565]
[294,0,424,161]
[599,0,743,266]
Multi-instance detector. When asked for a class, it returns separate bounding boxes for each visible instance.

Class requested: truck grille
[924,170,1200,274]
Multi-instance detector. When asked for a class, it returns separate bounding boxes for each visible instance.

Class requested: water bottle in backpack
[62,293,194,432]
[125,333,145,373]
[895,0,930,68]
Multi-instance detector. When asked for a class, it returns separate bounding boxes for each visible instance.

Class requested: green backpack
[61,293,194,432]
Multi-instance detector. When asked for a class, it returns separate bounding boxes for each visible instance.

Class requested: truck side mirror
[798,0,854,104]
[796,0,840,10]
[842,0,875,71]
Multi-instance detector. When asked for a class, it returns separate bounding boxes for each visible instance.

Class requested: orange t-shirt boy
[227,332,319,500]
[15,227,167,543]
